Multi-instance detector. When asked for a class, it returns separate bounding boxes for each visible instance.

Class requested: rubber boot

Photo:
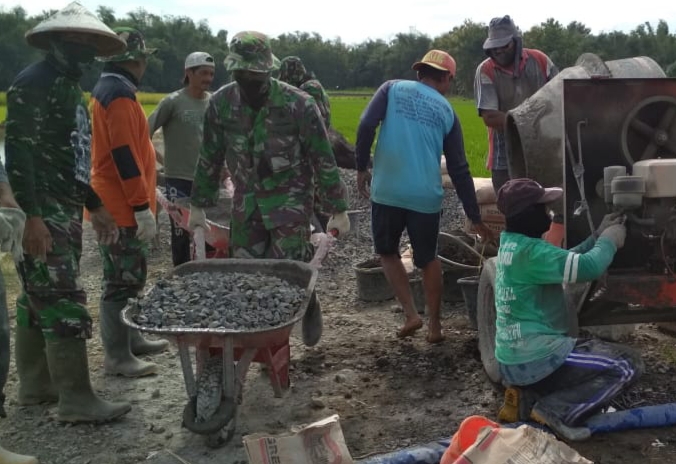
[45,337,131,423]
[14,326,58,405]
[100,301,157,377]
[129,329,169,356]
[302,291,323,347]
[0,444,38,464]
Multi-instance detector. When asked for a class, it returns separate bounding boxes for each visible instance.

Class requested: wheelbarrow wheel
[183,395,236,436]
[206,416,237,448]
[476,258,503,385]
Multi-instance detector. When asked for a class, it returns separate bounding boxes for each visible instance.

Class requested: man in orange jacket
[90,27,167,378]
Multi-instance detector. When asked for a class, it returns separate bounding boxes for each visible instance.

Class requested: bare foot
[397,318,423,338]
[426,322,444,343]
[426,332,445,344]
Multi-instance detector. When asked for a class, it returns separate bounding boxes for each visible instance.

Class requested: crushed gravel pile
[134,271,307,330]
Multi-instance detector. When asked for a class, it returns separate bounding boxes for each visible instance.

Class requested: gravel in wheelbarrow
[121,259,318,337]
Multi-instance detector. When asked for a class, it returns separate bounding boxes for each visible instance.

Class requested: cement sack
[473,177,497,204]
[244,414,354,464]
[452,424,592,464]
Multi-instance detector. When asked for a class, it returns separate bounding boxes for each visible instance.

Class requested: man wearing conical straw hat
[4,3,132,439]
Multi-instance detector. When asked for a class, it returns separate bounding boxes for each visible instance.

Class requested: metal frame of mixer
[562,78,676,326]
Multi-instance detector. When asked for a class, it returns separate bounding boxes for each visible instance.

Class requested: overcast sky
[4,0,676,45]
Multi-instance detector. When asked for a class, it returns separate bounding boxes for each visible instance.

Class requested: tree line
[1,6,676,97]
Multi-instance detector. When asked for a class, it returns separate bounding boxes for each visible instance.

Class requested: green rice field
[1,91,490,177]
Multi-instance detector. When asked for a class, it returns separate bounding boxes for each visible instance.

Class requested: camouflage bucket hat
[97,26,157,62]
[224,31,280,72]
[279,56,307,85]
[24,1,126,57]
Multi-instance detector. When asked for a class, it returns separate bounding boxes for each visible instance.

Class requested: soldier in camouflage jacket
[279,56,332,128]
[188,31,350,347]
[4,2,130,424]
[189,31,350,261]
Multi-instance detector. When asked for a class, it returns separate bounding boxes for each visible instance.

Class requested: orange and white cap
[412,50,456,77]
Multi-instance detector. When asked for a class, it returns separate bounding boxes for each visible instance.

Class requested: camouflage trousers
[15,200,91,339]
[230,207,313,262]
[98,228,148,304]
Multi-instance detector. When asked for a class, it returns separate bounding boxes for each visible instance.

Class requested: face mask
[234,72,271,110]
[532,209,553,238]
[61,42,98,65]
[489,42,516,67]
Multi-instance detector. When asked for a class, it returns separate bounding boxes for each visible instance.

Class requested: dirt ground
[3,178,676,464]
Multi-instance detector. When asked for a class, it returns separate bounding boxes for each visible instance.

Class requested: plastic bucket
[457,276,480,329]
[354,259,394,302]
[443,268,474,302]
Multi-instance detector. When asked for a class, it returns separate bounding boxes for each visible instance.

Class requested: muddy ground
[3,173,676,464]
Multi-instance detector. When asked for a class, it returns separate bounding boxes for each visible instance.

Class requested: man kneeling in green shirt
[493,178,643,441]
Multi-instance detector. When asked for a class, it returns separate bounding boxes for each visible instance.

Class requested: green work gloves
[600,224,626,249]
[133,209,157,242]
[326,211,350,237]
[0,207,26,262]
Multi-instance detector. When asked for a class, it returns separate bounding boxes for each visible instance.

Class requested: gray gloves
[600,224,626,249]
[134,209,157,242]
[326,211,350,237]
[0,207,26,262]
[188,206,208,231]
[596,212,624,236]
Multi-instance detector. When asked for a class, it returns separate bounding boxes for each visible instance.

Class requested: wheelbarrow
[121,258,318,447]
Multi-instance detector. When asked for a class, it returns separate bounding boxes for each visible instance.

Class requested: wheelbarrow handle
[194,227,207,260]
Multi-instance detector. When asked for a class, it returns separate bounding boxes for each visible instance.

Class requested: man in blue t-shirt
[494,178,643,441]
[355,50,493,344]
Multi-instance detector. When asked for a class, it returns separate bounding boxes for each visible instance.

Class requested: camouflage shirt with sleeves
[278,57,331,127]
[191,78,347,230]
[4,55,102,216]
[299,79,331,128]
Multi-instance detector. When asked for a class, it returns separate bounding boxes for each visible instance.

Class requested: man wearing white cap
[148,51,216,265]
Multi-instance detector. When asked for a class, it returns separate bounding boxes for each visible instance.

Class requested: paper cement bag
[454,424,592,464]
[244,415,354,464]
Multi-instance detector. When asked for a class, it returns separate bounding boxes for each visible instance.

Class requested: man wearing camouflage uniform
[90,27,166,378]
[4,2,131,424]
[278,55,345,232]
[279,56,331,128]
[188,31,349,345]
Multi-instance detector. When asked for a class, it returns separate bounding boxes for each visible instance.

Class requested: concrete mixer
[474,52,676,383]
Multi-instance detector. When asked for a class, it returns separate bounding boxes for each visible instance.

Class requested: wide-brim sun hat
[25,1,126,57]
